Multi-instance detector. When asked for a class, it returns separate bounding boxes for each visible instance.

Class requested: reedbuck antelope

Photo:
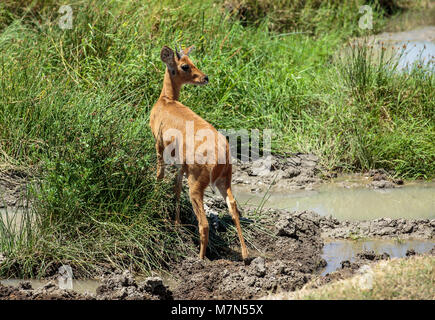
[149,45,248,261]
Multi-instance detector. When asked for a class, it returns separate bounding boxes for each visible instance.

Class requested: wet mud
[167,208,434,299]
[169,210,326,300]
[0,209,434,300]
[320,214,435,239]
[309,246,435,290]
[232,155,402,192]
[232,153,322,191]
[0,271,172,300]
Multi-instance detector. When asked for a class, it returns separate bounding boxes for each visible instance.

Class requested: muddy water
[396,41,435,71]
[0,278,101,295]
[371,26,435,72]
[234,182,435,221]
[235,181,435,275]
[321,239,435,276]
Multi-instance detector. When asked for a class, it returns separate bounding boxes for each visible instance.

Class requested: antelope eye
[181,64,190,71]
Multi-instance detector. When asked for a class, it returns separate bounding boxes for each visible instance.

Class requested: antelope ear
[161,46,177,75]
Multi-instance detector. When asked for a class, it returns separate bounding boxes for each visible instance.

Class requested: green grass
[0,0,434,277]
[276,255,435,300]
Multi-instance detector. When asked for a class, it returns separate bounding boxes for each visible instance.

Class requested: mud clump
[0,270,172,300]
[95,270,172,300]
[339,251,391,271]
[276,210,322,242]
[232,153,321,191]
[0,281,93,300]
[310,250,391,288]
[320,216,435,240]
[356,251,390,261]
[170,210,326,300]
[365,169,403,189]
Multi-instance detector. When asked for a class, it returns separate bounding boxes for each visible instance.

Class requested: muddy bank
[0,210,328,300]
[0,281,93,300]
[245,208,435,240]
[320,215,435,240]
[94,211,433,300]
[232,153,322,191]
[0,271,172,300]
[175,208,434,299]
[232,154,402,192]
[169,210,326,299]
[307,245,435,290]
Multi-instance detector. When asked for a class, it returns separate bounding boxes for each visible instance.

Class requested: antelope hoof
[242,250,249,263]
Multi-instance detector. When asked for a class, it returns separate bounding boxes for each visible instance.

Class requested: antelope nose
[203,75,209,83]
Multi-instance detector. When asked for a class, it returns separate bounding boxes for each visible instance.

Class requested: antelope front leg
[156,143,165,180]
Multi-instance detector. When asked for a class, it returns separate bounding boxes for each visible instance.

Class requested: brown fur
[149,46,248,260]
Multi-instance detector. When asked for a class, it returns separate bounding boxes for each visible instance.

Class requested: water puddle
[370,26,435,72]
[321,239,435,276]
[234,182,435,221]
[0,278,101,295]
[396,41,435,72]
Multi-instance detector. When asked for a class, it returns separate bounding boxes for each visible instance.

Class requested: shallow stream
[234,181,435,221]
[234,180,435,275]
[321,239,434,276]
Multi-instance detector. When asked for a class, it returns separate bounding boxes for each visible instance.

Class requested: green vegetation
[0,0,434,277]
[283,255,435,300]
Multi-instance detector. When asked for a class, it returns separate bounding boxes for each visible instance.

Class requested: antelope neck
[159,68,182,101]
